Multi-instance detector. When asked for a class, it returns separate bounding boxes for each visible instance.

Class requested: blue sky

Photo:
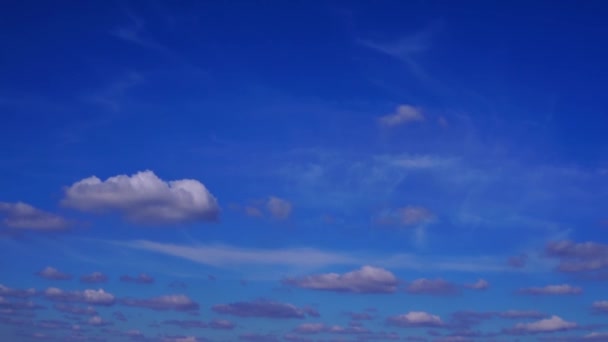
[1,1,608,341]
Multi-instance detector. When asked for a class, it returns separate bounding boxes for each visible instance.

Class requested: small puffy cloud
[293,323,326,334]
[61,170,219,224]
[592,300,608,314]
[584,332,608,340]
[379,105,424,127]
[36,267,72,280]
[209,319,235,330]
[161,336,204,342]
[88,315,111,327]
[120,273,155,284]
[376,206,433,227]
[292,323,369,335]
[80,272,108,284]
[0,284,37,298]
[122,294,199,312]
[406,278,459,296]
[163,320,208,329]
[212,299,317,319]
[44,288,115,306]
[0,297,44,313]
[387,311,443,327]
[283,266,398,294]
[517,284,582,295]
[53,304,97,316]
[464,279,489,291]
[266,196,292,220]
[509,315,577,333]
[0,201,69,231]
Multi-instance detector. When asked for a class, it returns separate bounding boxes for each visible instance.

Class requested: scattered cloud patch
[266,196,292,220]
[517,284,582,295]
[61,170,220,224]
[591,301,608,314]
[120,273,155,284]
[464,279,489,291]
[283,266,398,294]
[122,294,199,312]
[508,315,577,334]
[44,288,115,306]
[379,105,424,127]
[0,201,69,231]
[53,304,97,316]
[387,311,444,327]
[80,272,108,284]
[212,300,317,319]
[545,240,608,273]
[36,267,72,280]
[406,278,459,296]
[0,284,37,298]
[88,315,112,327]
[209,319,235,330]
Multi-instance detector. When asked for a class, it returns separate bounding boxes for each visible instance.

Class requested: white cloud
[121,240,356,269]
[379,105,424,127]
[387,311,443,327]
[44,287,115,306]
[465,279,489,290]
[512,315,577,333]
[518,284,582,295]
[266,196,292,220]
[283,266,398,293]
[114,240,515,274]
[0,202,68,231]
[61,170,219,224]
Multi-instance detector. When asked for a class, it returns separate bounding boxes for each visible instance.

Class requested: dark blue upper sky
[1,1,608,341]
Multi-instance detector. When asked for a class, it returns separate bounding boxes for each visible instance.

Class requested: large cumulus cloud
[61,170,219,224]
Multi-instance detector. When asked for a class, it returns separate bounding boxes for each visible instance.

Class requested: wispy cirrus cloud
[61,170,220,225]
[112,239,519,274]
[0,202,69,231]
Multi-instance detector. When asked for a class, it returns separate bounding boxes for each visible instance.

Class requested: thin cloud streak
[113,240,523,273]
